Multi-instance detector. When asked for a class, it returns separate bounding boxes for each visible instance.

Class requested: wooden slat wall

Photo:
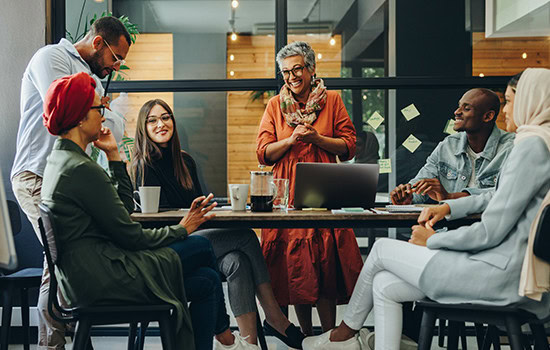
[112,33,174,139]
[227,34,342,186]
[472,32,550,130]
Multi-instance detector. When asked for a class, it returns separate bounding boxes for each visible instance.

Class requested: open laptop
[293,162,379,209]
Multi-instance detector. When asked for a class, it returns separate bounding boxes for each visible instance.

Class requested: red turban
[42,72,97,135]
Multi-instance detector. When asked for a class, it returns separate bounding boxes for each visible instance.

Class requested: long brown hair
[130,99,193,190]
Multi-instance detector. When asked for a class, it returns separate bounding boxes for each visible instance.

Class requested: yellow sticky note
[378,159,392,174]
[401,104,421,121]
[444,119,457,135]
[402,134,422,153]
[367,112,384,130]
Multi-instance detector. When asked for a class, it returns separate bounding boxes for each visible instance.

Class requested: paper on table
[402,134,422,153]
[367,111,384,130]
[385,205,424,212]
[401,104,420,121]
[378,158,392,174]
[444,119,457,135]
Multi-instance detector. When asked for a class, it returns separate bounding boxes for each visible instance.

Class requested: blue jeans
[169,236,230,350]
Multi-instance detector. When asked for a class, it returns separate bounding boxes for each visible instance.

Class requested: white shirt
[465,145,482,188]
[11,38,124,179]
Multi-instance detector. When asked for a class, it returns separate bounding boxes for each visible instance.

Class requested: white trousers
[343,238,437,350]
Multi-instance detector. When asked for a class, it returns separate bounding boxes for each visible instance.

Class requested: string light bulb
[479,73,485,77]
[317,53,322,60]
[230,71,235,76]
[329,37,336,46]
[522,52,527,59]
[231,32,237,41]
[229,54,235,61]
[231,0,239,8]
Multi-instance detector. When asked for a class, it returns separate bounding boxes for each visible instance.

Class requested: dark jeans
[169,236,230,350]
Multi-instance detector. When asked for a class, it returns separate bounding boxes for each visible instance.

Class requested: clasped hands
[390,178,449,204]
[289,123,320,145]
[409,203,450,246]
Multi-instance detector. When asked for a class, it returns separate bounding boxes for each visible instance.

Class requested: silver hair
[276,41,316,74]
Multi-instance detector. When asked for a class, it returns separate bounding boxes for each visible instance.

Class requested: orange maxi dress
[256,90,364,305]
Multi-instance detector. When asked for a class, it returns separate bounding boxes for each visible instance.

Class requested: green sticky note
[403,134,422,153]
[401,104,421,121]
[367,111,384,130]
[378,158,392,174]
[444,119,457,135]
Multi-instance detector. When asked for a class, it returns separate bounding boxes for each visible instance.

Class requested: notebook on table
[293,162,379,209]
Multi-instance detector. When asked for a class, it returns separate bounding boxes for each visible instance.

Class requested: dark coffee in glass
[251,195,273,212]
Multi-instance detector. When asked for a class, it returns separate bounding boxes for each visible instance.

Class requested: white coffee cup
[228,184,249,211]
[133,186,161,214]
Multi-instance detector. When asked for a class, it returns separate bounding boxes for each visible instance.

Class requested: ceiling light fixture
[231,32,237,41]
[329,37,336,46]
[231,0,239,8]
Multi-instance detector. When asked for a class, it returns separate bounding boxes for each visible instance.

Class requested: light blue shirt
[11,38,124,179]
[420,136,550,318]
[409,125,515,203]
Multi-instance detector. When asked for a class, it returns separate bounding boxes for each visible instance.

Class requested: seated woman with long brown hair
[40,72,258,350]
[130,98,305,349]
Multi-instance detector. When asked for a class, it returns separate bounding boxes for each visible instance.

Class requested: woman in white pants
[303,68,550,350]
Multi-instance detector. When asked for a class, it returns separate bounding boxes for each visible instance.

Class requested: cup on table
[272,178,289,212]
[228,184,249,211]
[133,186,161,213]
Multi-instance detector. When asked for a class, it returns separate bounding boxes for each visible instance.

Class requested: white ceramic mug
[228,184,249,211]
[133,186,161,214]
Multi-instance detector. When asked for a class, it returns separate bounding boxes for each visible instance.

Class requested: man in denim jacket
[391,88,515,204]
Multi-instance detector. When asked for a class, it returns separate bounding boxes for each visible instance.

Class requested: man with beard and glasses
[10,16,130,350]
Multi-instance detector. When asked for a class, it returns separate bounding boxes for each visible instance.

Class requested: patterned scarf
[280,78,327,127]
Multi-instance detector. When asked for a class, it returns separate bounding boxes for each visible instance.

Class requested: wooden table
[132,208,480,230]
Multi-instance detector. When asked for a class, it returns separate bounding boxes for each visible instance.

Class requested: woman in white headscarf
[302,68,550,350]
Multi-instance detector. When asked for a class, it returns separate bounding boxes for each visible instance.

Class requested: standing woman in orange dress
[256,41,363,335]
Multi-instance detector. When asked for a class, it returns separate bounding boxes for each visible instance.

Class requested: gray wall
[0,0,46,268]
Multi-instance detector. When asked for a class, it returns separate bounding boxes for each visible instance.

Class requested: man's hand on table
[390,184,413,204]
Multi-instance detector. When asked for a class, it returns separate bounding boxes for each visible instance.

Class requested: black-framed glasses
[90,105,106,116]
[146,113,172,125]
[280,65,305,79]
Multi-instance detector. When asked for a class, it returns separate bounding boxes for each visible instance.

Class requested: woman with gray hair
[256,41,363,335]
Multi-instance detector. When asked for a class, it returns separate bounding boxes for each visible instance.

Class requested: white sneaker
[302,330,361,350]
[214,331,260,350]
[358,328,417,350]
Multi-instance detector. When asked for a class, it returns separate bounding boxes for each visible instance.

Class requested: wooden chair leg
[0,284,14,350]
[459,322,468,350]
[417,310,436,350]
[504,316,524,350]
[158,314,175,350]
[447,321,460,350]
[20,287,30,350]
[128,322,138,350]
[438,318,446,347]
[256,313,268,350]
[73,319,92,350]
[529,322,549,350]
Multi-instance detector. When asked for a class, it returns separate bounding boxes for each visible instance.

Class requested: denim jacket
[409,125,515,203]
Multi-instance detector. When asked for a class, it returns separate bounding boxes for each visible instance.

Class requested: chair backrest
[38,203,75,323]
[7,200,21,236]
[533,204,550,264]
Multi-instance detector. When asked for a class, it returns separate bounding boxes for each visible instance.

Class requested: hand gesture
[417,203,450,229]
[390,184,413,204]
[179,193,217,234]
[299,123,320,144]
[100,96,112,112]
[93,127,118,153]
[411,178,449,202]
[409,224,436,246]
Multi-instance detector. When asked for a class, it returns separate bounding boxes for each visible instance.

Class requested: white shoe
[214,331,261,350]
[358,328,417,350]
[302,330,361,350]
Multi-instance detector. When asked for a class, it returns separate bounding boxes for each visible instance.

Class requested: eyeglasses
[280,65,305,79]
[90,105,106,116]
[146,114,172,125]
[103,38,126,70]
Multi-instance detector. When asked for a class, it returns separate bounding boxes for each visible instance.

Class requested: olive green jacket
[41,139,194,349]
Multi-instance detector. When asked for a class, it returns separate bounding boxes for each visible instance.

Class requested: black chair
[38,203,177,350]
[416,204,550,350]
[0,200,42,350]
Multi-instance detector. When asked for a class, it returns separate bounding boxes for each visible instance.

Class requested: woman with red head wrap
[40,72,252,350]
